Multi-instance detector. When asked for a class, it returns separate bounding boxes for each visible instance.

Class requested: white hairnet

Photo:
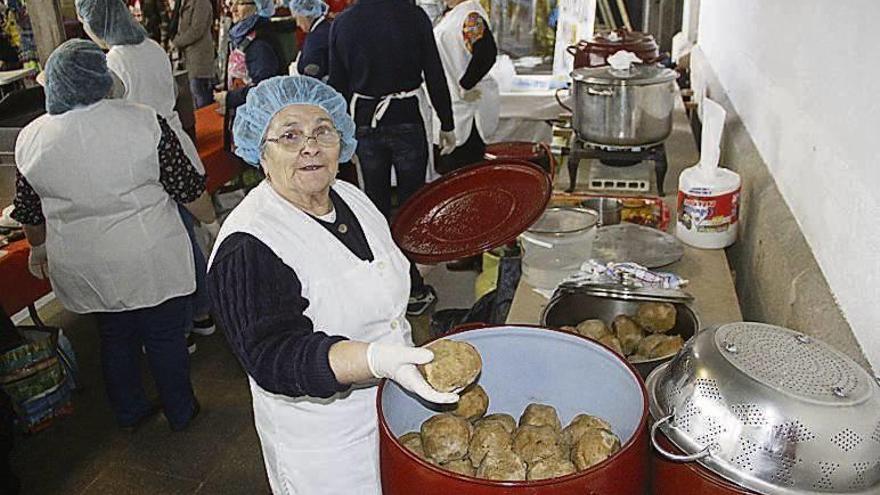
[255,0,276,18]
[232,76,357,166]
[44,39,114,115]
[289,0,328,18]
[75,0,147,46]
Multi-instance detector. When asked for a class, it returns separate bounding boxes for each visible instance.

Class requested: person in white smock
[12,39,216,431]
[432,0,499,173]
[76,0,221,339]
[205,76,459,494]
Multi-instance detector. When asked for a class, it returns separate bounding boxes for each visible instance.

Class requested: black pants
[356,122,428,218]
[354,123,429,295]
[436,120,486,174]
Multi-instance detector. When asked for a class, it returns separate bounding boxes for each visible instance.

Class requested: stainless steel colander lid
[646,322,880,494]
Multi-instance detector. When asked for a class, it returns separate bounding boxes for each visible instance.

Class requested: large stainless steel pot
[568,64,677,147]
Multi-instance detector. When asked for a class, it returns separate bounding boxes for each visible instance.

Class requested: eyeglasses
[264,125,341,151]
[233,1,256,6]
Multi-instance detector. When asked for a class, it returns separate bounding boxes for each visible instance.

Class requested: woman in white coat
[76,0,219,339]
[206,76,458,494]
[433,0,499,173]
[12,39,216,431]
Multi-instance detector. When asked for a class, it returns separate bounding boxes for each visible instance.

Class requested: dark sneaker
[170,398,201,432]
[186,334,197,355]
[119,404,161,433]
[191,316,216,336]
[407,285,437,316]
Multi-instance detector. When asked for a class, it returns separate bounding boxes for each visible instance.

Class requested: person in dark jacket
[214,0,283,111]
[328,0,457,315]
[288,0,332,80]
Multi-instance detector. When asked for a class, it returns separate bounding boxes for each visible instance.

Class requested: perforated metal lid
[647,323,880,494]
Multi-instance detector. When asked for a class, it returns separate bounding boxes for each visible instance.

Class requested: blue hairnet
[289,0,327,18]
[255,0,276,18]
[233,76,357,166]
[75,0,147,46]
[44,39,114,115]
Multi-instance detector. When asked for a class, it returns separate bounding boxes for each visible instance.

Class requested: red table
[0,104,244,319]
[195,103,245,194]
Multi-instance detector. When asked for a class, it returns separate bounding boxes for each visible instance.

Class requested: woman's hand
[367,343,459,404]
[28,244,48,279]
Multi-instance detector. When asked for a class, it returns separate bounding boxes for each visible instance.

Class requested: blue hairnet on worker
[255,0,276,18]
[289,0,328,18]
[75,0,146,46]
[44,39,114,115]
[233,75,356,166]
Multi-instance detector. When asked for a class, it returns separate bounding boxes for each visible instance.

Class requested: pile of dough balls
[560,302,684,363]
[398,395,621,482]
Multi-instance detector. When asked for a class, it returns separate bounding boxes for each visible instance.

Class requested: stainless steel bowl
[647,322,880,495]
[542,283,699,378]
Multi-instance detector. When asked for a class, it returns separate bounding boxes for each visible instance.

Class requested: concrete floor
[8,266,477,495]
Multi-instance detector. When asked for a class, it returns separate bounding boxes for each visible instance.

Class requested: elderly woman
[288,0,332,80]
[214,0,284,111]
[206,76,457,493]
[76,0,219,341]
[12,39,214,431]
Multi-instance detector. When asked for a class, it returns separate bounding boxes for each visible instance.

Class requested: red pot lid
[392,161,552,264]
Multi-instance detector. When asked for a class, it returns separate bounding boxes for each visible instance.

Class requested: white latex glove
[28,244,48,280]
[439,130,457,156]
[460,87,482,103]
[367,343,459,404]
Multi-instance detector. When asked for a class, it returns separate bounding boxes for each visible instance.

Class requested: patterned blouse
[12,115,206,226]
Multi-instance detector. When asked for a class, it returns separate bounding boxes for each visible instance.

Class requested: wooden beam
[27,0,66,67]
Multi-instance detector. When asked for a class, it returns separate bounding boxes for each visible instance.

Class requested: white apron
[107,39,206,174]
[350,86,439,183]
[208,180,412,494]
[432,1,500,147]
[15,100,195,313]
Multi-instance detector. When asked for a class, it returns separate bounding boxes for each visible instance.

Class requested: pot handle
[587,87,614,97]
[555,87,573,112]
[650,414,712,463]
[566,45,579,57]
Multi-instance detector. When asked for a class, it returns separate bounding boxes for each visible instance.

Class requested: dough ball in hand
[419,340,482,393]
